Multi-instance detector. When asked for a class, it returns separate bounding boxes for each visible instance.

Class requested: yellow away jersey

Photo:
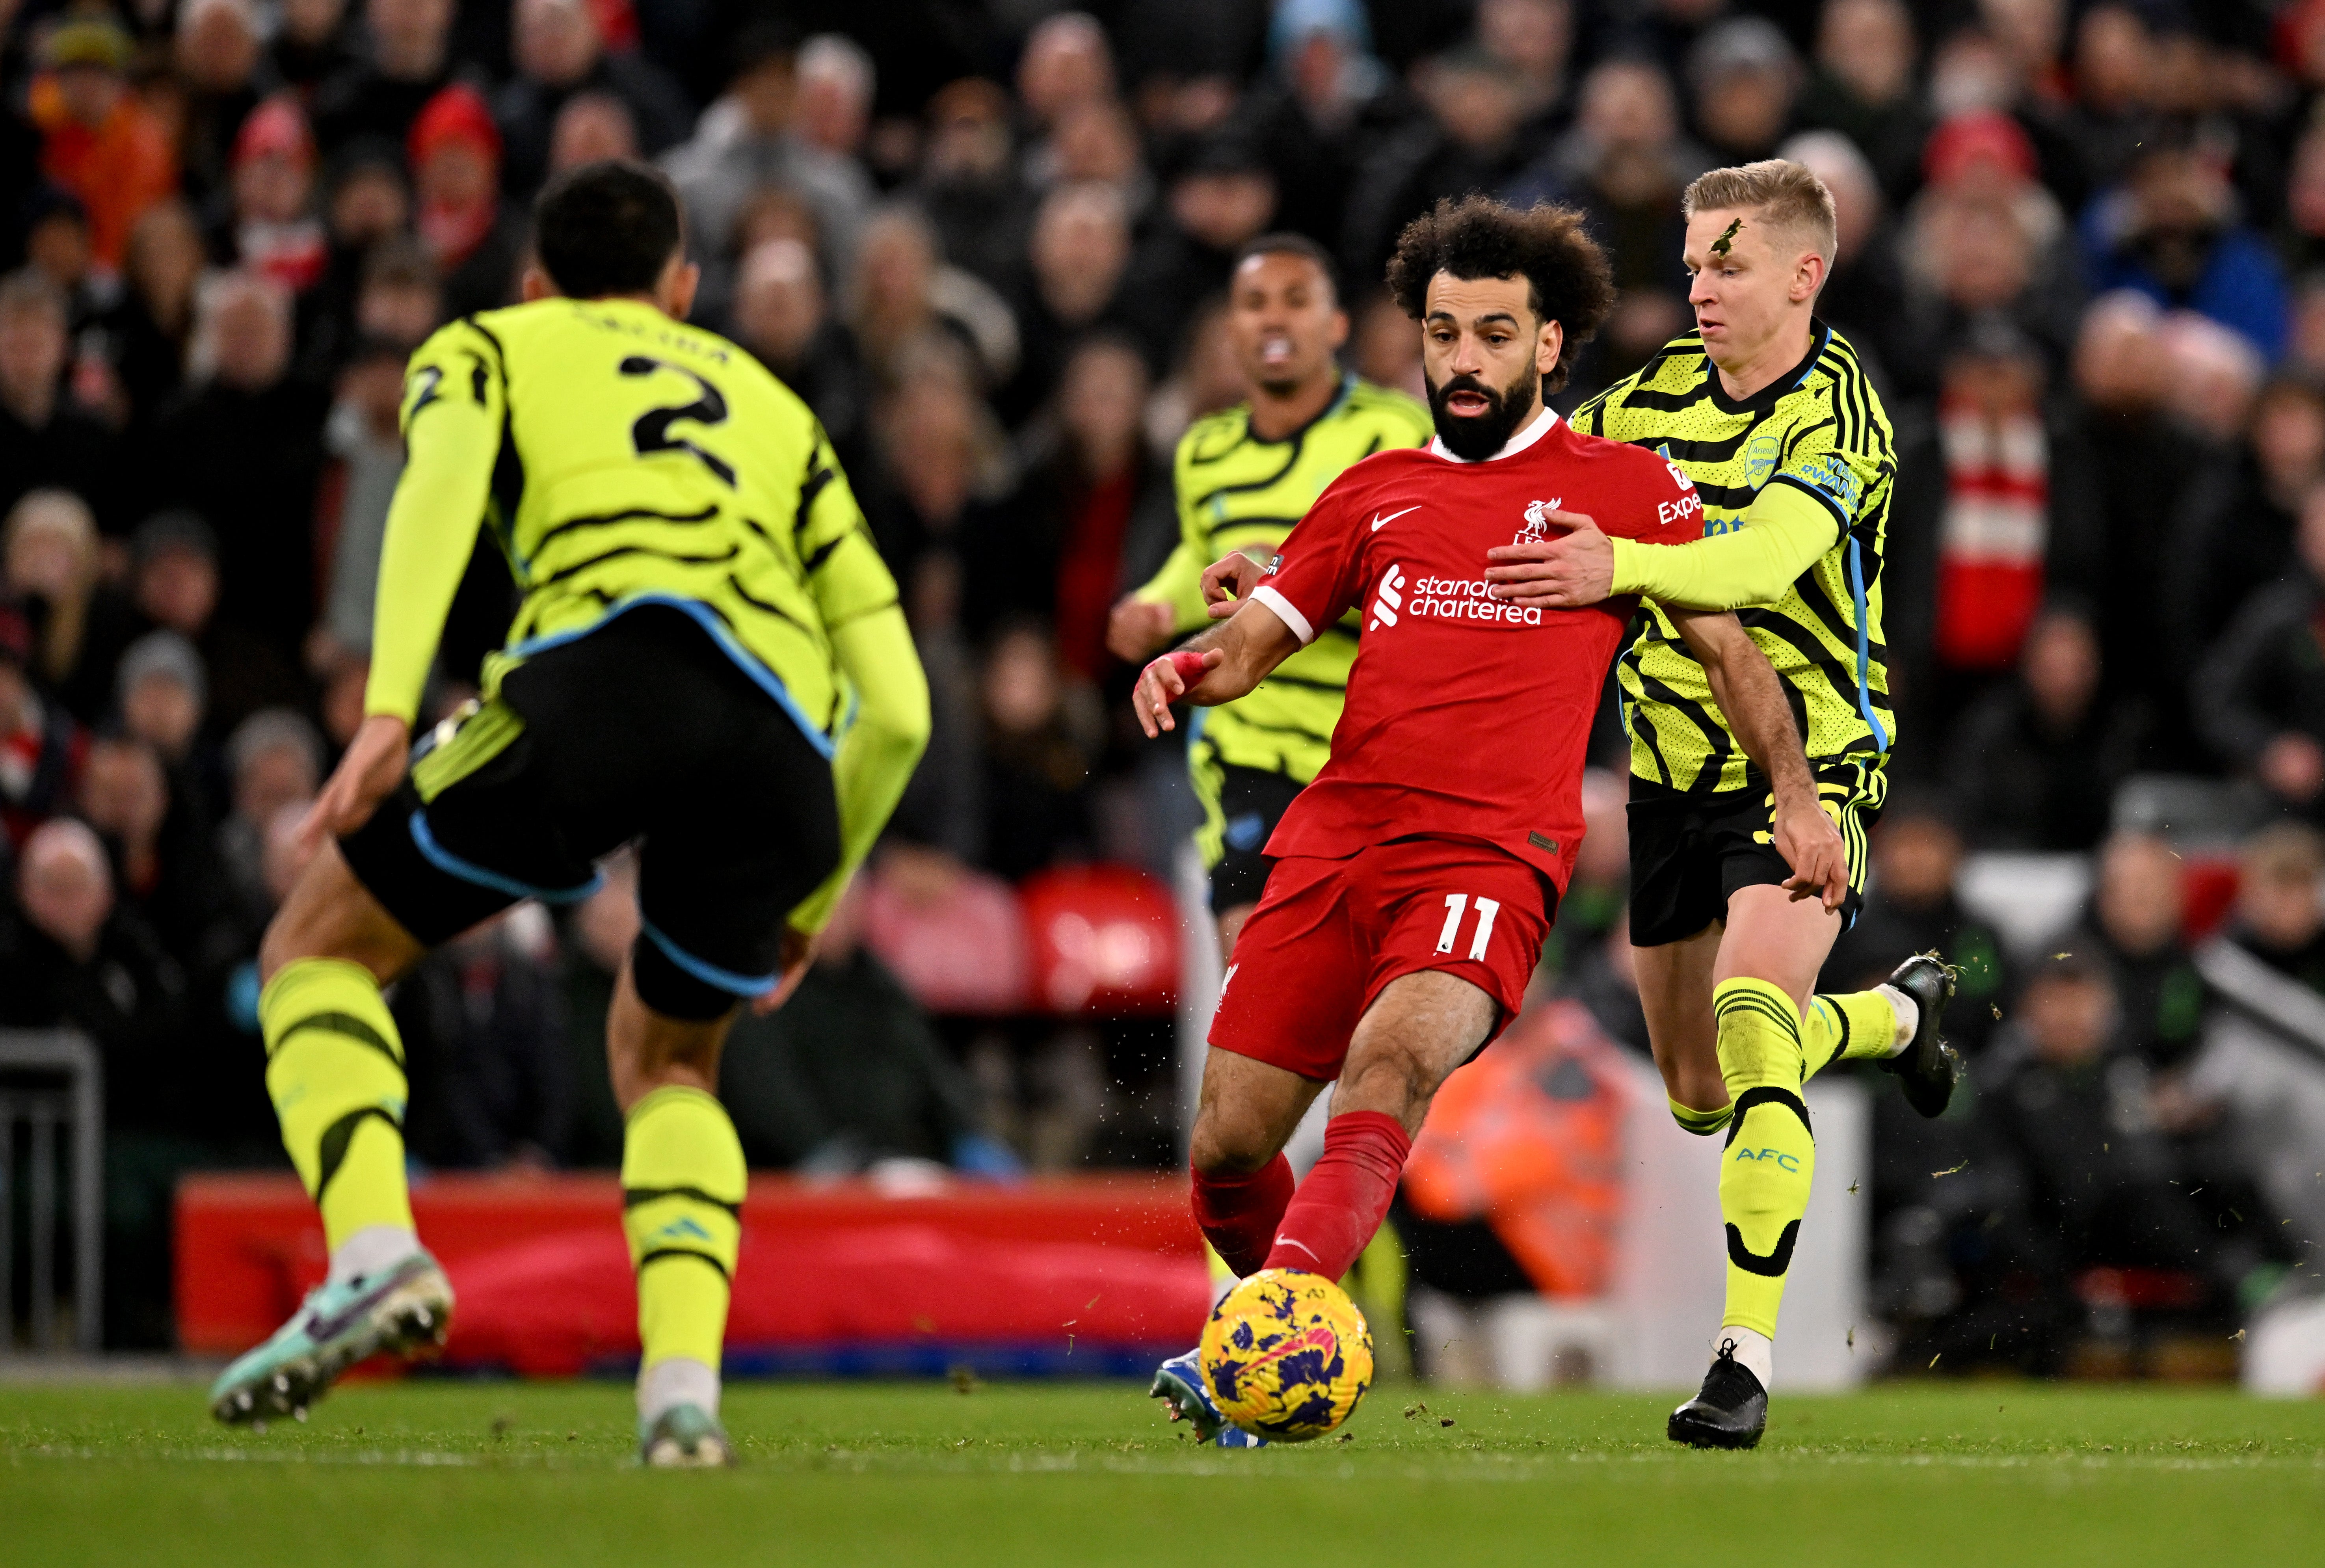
[1572,324,1896,793]
[373,297,895,752]
[1134,372,1432,783]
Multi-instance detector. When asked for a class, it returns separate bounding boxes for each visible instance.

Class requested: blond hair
[1682,159,1839,266]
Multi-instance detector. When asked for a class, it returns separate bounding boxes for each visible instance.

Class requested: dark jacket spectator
[0,269,120,531]
[1824,791,2011,1059]
[0,817,188,1135]
[2086,832,2207,1070]
[492,0,694,201]
[311,0,461,154]
[1948,604,2143,851]
[143,273,330,664]
[395,914,573,1169]
[2192,484,2325,814]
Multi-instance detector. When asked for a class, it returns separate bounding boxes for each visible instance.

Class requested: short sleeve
[1604,452,1706,545]
[1250,472,1369,645]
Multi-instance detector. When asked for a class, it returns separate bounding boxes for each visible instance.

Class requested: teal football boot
[640,1404,735,1467]
[1149,1349,1267,1448]
[209,1250,454,1425]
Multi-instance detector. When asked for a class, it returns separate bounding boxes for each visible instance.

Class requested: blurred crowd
[0,0,2322,1362]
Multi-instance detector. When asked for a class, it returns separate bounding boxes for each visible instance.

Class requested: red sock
[1190,1154,1295,1278]
[1263,1111,1412,1280]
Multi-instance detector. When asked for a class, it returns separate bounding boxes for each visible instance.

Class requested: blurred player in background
[1484,160,1959,1448]
[208,162,928,1466]
[1107,234,1430,958]
[1135,196,1844,1447]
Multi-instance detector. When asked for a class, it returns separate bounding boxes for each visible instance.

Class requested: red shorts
[1208,837,1557,1082]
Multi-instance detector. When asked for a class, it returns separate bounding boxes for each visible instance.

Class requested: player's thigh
[1190,1046,1325,1173]
[632,692,841,1016]
[1335,968,1498,1127]
[335,690,604,958]
[1209,855,1366,1085]
[1632,921,1724,1109]
[1625,783,1727,951]
[1713,882,1841,1010]
[259,835,427,984]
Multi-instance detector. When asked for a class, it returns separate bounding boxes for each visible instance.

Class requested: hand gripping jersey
[1250,411,1706,892]
[367,297,900,748]
[1134,373,1433,792]
[1571,324,1896,792]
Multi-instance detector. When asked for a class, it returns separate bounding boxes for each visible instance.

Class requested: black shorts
[1626,757,1886,948]
[1207,763,1306,912]
[340,605,840,1018]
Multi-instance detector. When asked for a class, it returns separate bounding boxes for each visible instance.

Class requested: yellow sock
[260,958,414,1249]
[1668,1097,1734,1136]
[623,1086,745,1373]
[1801,989,1899,1083]
[1711,978,1816,1341]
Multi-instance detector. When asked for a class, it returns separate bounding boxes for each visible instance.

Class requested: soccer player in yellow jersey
[1106,233,1431,956]
[206,163,929,1466]
[1484,161,1962,1448]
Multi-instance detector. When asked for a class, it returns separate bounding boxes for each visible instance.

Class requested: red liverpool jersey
[1248,409,1705,891]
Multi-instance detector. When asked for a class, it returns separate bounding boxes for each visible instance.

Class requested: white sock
[638,1356,721,1425]
[1714,1326,1774,1391]
[1875,983,1918,1053]
[327,1225,420,1288]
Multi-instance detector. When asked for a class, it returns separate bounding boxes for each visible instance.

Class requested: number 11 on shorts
[1434,894,1501,960]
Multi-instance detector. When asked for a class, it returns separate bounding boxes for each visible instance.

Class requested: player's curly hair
[1385,196,1615,393]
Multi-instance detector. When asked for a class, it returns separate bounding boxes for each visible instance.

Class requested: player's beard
[1425,363,1542,461]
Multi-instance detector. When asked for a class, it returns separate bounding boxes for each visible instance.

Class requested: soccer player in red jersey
[1133,197,1847,1443]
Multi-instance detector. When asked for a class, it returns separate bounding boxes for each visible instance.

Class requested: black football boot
[1667,1337,1767,1449]
[1879,952,1963,1119]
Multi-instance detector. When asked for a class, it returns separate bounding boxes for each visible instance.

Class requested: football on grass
[1200,1269,1373,1441]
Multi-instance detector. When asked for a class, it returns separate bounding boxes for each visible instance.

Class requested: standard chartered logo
[1373,563,1548,631]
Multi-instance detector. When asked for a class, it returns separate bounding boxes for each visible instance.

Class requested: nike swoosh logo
[1370,505,1420,531]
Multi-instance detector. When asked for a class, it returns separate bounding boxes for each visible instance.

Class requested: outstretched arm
[1130,556,1304,738]
[303,329,502,847]
[1669,606,1847,909]
[1484,483,1839,610]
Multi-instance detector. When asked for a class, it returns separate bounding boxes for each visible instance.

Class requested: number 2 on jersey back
[1434,894,1501,960]
[620,354,736,485]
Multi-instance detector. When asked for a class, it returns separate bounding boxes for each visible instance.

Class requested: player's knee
[1187,1110,1278,1178]
[630,932,747,1022]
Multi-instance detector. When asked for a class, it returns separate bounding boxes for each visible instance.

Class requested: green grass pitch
[2,1378,2319,1566]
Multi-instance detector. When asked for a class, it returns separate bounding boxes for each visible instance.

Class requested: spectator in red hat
[224,98,329,294]
[409,82,522,316]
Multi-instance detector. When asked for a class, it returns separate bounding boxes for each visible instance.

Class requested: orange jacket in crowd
[30,74,177,271]
[1402,998,1631,1298]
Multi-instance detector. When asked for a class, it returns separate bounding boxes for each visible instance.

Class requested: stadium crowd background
[0,0,2320,1373]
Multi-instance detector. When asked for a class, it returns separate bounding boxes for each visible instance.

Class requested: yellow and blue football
[1199,1268,1373,1442]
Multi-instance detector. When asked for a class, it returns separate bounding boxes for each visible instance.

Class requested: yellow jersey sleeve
[1608,482,1838,610]
[365,321,508,723]
[1130,428,1219,632]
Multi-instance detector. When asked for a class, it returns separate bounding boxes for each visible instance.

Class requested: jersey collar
[1427,403,1560,463]
[1702,319,1830,415]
